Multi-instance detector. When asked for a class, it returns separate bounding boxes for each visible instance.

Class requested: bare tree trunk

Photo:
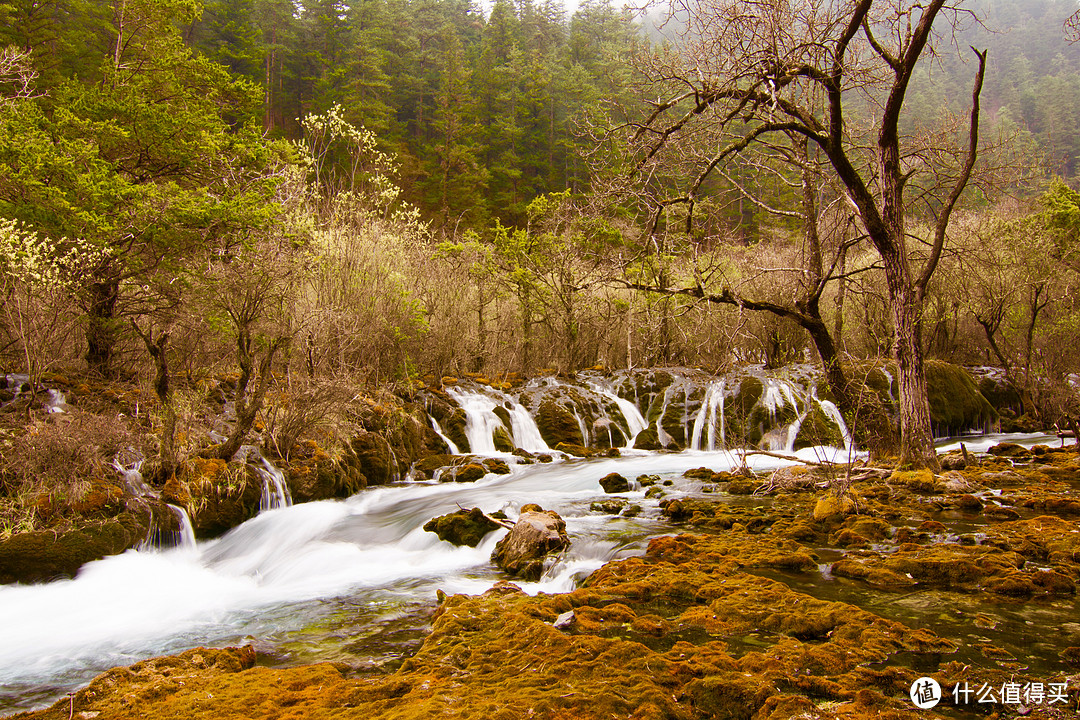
[85,271,120,378]
[215,330,290,461]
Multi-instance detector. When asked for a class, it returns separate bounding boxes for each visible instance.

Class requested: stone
[491,510,570,581]
[423,508,503,547]
[599,472,630,493]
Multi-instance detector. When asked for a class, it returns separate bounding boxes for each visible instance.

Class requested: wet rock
[988,442,1030,458]
[599,472,629,493]
[590,499,626,514]
[423,508,503,547]
[447,463,486,483]
[535,399,584,448]
[940,452,968,471]
[0,511,150,584]
[636,473,661,486]
[342,431,396,486]
[726,478,756,494]
[956,494,984,512]
[491,509,570,581]
[552,609,576,630]
[481,458,511,475]
[621,504,642,518]
[632,427,663,450]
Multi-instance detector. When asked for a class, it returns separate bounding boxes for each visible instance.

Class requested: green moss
[924,361,997,437]
[793,405,844,450]
[535,399,584,447]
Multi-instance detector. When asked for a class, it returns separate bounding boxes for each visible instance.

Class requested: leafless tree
[615,0,987,469]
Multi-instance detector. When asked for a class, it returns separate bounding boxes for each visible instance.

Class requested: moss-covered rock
[491,509,569,581]
[535,398,584,448]
[599,472,630,493]
[183,458,261,539]
[924,361,998,437]
[0,510,150,584]
[632,426,663,450]
[423,508,503,547]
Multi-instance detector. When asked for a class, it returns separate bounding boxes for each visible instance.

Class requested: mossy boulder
[183,458,262,539]
[423,508,503,547]
[492,425,514,453]
[342,431,396,486]
[793,405,845,450]
[925,360,997,437]
[813,492,859,522]
[446,463,486,483]
[599,472,630,493]
[535,399,584,448]
[632,426,663,450]
[0,509,151,584]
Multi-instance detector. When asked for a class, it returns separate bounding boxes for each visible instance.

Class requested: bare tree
[617,0,986,469]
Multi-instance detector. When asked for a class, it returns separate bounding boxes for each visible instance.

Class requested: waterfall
[256,456,293,512]
[818,398,854,452]
[584,379,648,449]
[430,417,461,455]
[506,401,550,453]
[690,380,726,452]
[445,387,549,454]
[445,388,504,455]
[138,504,197,552]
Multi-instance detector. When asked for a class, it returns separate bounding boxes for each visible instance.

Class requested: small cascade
[589,383,647,448]
[817,398,854,452]
[386,443,401,484]
[169,504,198,550]
[446,388,504,455]
[506,401,550,453]
[256,456,293,512]
[654,384,678,448]
[571,408,590,447]
[111,455,153,497]
[430,417,460,455]
[690,380,726,452]
[138,504,198,552]
[231,445,293,512]
[44,389,68,414]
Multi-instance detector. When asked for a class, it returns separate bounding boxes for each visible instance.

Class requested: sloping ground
[15,444,1080,720]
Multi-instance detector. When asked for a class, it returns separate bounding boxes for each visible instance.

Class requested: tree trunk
[881,248,938,470]
[85,272,120,377]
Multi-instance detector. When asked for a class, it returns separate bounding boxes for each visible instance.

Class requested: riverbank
[10,441,1080,719]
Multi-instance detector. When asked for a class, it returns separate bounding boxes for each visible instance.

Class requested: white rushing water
[0,445,853,713]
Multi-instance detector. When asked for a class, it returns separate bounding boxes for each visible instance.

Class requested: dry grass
[0,410,146,537]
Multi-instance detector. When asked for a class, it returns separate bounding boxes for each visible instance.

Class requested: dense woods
[1,0,1079,472]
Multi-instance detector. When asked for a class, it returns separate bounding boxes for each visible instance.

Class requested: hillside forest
[1,0,1080,488]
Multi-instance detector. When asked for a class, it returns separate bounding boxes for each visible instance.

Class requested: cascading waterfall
[690,380,726,452]
[256,456,293,512]
[818,398,854,453]
[506,402,550,453]
[446,388,505,455]
[111,454,197,552]
[430,417,461,455]
[586,380,647,448]
[445,387,549,455]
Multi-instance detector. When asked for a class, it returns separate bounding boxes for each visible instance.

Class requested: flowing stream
[0,446,853,714]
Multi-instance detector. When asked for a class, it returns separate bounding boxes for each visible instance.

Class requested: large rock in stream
[424,508,504,547]
[491,508,569,581]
